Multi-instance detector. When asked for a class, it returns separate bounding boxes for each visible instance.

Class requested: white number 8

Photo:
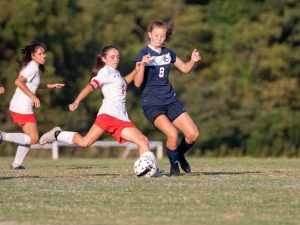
[159,67,165,78]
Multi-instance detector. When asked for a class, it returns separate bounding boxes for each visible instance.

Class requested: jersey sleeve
[135,49,147,62]
[169,49,177,63]
[88,68,109,90]
[19,63,38,82]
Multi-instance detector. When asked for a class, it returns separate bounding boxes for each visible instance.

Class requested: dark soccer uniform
[135,45,185,123]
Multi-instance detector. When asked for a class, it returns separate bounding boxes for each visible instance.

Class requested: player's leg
[71,124,105,147]
[154,115,180,176]
[121,127,165,177]
[172,112,199,173]
[120,127,149,156]
[11,122,39,170]
[40,124,105,147]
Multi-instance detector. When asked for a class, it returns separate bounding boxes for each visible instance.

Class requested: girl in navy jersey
[0,41,64,169]
[39,45,163,176]
[135,20,201,176]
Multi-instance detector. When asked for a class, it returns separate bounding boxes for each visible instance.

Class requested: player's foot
[0,131,5,144]
[178,155,191,173]
[170,166,181,176]
[153,168,166,177]
[39,127,62,145]
[11,165,26,170]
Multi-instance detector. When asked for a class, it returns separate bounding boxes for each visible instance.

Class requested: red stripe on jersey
[88,83,95,90]
[89,79,101,90]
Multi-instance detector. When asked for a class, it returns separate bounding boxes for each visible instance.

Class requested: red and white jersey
[9,60,40,114]
[89,65,129,121]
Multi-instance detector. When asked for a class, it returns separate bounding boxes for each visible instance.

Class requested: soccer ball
[134,156,157,177]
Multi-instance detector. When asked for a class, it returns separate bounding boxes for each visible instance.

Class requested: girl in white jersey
[39,45,162,175]
[0,41,64,169]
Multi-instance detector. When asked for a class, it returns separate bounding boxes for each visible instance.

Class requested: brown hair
[146,20,173,43]
[91,45,119,79]
[18,40,46,72]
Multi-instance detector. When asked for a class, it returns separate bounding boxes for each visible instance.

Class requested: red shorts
[10,111,37,126]
[94,114,136,144]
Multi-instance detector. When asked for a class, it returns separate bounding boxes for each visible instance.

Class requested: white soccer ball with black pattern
[134,156,157,177]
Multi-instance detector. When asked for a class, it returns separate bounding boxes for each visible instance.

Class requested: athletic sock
[3,133,31,145]
[166,148,179,169]
[56,131,76,144]
[12,144,30,167]
[177,137,194,156]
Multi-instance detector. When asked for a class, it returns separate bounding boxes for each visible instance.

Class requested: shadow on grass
[0,175,41,180]
[55,165,110,169]
[92,173,121,177]
[190,171,261,176]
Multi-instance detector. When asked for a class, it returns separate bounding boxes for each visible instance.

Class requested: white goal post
[31,141,163,160]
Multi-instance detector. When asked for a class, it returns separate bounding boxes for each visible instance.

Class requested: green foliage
[0,0,299,157]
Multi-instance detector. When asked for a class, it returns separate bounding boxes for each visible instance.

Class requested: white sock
[141,151,162,171]
[141,151,155,160]
[12,144,30,167]
[57,131,76,144]
[4,133,31,145]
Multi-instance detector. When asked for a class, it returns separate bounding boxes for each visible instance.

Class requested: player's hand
[48,83,65,89]
[0,87,5,94]
[191,49,201,62]
[31,95,40,108]
[141,54,151,65]
[69,102,79,111]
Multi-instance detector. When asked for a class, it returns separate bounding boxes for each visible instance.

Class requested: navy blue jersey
[135,45,177,106]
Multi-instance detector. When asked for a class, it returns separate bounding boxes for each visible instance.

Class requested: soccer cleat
[39,127,62,145]
[170,166,181,176]
[0,131,5,144]
[153,168,166,177]
[178,155,191,173]
[11,165,26,170]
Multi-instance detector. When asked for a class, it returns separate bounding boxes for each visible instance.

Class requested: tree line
[0,0,299,157]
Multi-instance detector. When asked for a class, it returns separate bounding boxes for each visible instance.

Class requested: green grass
[0,157,299,225]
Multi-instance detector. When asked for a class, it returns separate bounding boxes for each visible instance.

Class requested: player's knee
[79,139,92,148]
[30,135,39,145]
[167,130,179,143]
[186,129,199,144]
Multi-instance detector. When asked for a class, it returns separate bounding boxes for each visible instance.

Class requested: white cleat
[39,127,62,145]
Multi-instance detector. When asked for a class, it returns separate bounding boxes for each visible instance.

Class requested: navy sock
[177,137,194,156]
[167,148,179,169]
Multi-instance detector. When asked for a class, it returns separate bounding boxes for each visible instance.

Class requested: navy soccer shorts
[142,100,186,124]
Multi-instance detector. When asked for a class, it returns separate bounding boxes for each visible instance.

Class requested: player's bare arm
[134,54,151,87]
[38,83,65,89]
[174,49,201,74]
[69,85,93,111]
[15,75,40,108]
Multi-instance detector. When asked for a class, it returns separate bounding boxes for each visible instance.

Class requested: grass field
[0,157,299,225]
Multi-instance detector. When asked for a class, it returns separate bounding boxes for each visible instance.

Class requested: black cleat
[178,155,191,173]
[11,165,26,170]
[170,167,181,176]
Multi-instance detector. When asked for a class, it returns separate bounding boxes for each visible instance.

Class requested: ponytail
[18,40,46,72]
[91,45,119,79]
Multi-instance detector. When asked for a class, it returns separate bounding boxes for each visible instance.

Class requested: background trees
[0,0,299,157]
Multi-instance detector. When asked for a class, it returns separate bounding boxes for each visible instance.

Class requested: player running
[39,45,164,176]
[134,20,201,176]
[0,41,64,169]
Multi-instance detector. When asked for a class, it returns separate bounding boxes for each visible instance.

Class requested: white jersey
[9,60,40,114]
[89,65,129,121]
